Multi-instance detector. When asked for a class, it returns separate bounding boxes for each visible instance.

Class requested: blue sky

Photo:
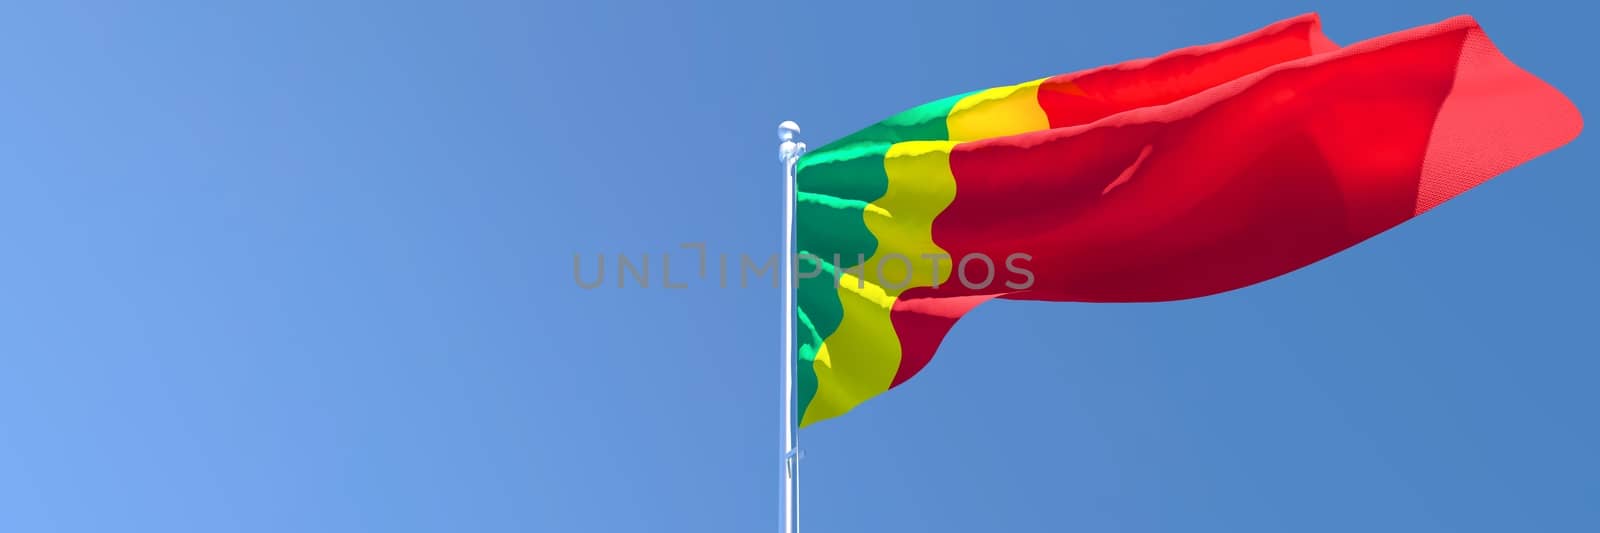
[1,1,1595,531]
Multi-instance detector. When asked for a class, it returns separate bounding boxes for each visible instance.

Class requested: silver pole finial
[779,121,806,165]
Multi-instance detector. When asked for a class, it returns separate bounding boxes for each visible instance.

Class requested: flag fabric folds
[794,13,1581,427]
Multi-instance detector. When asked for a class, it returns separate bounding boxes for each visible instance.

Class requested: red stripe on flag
[1038,13,1339,129]
[887,16,1580,391]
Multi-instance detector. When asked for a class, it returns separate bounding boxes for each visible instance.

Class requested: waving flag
[794,14,1581,427]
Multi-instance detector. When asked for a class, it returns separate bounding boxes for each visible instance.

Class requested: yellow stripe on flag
[946,78,1051,141]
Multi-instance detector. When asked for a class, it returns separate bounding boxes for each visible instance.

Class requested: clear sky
[0,1,1595,532]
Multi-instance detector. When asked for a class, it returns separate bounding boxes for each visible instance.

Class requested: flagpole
[778,120,805,533]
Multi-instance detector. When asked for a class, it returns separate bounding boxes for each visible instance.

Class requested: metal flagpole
[778,121,805,533]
